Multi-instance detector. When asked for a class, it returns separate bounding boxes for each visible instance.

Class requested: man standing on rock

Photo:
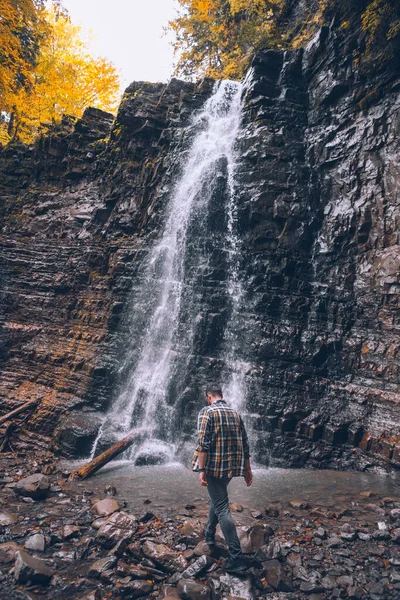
[192,383,253,574]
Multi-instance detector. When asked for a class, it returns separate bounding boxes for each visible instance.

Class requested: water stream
[92,80,245,462]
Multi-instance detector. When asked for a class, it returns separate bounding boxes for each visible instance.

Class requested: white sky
[62,0,180,90]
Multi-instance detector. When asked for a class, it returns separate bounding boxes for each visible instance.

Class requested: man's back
[192,399,250,478]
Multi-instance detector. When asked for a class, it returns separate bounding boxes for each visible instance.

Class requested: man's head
[205,383,223,405]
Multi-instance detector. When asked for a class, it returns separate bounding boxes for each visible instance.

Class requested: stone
[88,555,117,578]
[0,542,21,563]
[0,511,18,526]
[24,534,45,552]
[177,579,211,600]
[326,536,342,548]
[96,511,137,547]
[180,555,214,579]
[91,498,120,517]
[122,580,153,598]
[262,559,293,591]
[289,500,310,510]
[14,550,54,584]
[237,524,269,553]
[14,474,50,500]
[142,540,186,571]
[63,524,80,539]
[55,411,104,458]
[180,518,204,542]
[193,540,228,558]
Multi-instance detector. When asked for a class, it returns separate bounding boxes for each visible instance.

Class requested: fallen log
[69,428,145,481]
[0,399,40,427]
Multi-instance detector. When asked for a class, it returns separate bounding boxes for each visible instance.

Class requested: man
[192,383,253,574]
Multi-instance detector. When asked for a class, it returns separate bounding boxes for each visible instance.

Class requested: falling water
[92,80,244,462]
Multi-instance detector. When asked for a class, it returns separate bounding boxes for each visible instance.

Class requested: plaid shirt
[192,400,250,478]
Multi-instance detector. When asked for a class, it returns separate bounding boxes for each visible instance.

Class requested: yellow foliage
[1,5,120,144]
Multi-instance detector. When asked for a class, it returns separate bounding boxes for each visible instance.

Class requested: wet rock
[180,518,204,543]
[300,581,325,593]
[14,550,54,584]
[92,517,107,529]
[55,411,104,458]
[193,540,228,558]
[0,511,18,525]
[88,555,117,578]
[120,580,153,598]
[0,542,21,563]
[326,535,342,548]
[78,591,102,600]
[142,540,187,571]
[91,498,120,517]
[289,500,310,510]
[63,524,80,539]
[177,579,211,600]
[104,485,117,496]
[181,555,215,579]
[14,474,50,500]
[24,534,45,552]
[391,528,400,543]
[116,561,148,579]
[96,511,137,547]
[262,559,293,592]
[237,523,269,553]
[359,491,379,499]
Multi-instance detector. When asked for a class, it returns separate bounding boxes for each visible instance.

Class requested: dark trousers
[205,474,243,560]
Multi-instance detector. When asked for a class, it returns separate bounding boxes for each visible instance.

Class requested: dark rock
[88,555,117,578]
[262,559,293,591]
[177,579,211,600]
[14,550,54,585]
[0,542,21,563]
[96,511,137,547]
[14,474,50,500]
[180,555,215,579]
[54,411,104,458]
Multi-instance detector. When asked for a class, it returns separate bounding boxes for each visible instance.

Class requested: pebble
[24,533,46,552]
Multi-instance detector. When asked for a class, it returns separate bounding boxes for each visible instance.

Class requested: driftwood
[0,399,39,427]
[69,429,144,481]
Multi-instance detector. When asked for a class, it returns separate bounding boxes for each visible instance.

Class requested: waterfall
[92,80,245,463]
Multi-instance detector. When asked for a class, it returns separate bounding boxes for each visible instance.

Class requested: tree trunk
[69,429,144,481]
[0,399,40,427]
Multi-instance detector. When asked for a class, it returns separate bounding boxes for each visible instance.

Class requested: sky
[62,0,180,90]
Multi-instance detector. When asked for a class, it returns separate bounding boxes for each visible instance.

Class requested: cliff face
[0,16,399,470]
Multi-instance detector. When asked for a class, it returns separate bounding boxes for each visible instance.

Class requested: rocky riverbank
[1,454,400,600]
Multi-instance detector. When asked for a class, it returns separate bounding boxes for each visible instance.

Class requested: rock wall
[0,14,398,470]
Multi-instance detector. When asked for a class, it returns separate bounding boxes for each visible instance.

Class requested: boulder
[55,411,104,458]
[0,542,21,563]
[14,550,54,584]
[181,555,215,579]
[180,518,204,543]
[238,524,269,553]
[0,511,18,526]
[24,533,45,552]
[142,540,187,571]
[91,498,120,517]
[96,511,137,548]
[14,474,50,500]
[88,555,117,578]
[177,579,211,600]
[262,559,293,592]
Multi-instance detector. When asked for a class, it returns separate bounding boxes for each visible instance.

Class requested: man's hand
[199,471,208,487]
[245,466,253,487]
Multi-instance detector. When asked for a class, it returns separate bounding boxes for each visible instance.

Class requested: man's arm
[196,411,212,486]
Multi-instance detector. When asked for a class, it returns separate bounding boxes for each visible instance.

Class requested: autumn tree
[0,0,47,135]
[1,5,120,143]
[169,0,285,80]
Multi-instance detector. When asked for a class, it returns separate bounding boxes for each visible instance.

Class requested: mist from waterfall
[92,80,245,462]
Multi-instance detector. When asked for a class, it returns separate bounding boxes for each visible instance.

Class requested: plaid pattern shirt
[192,400,250,478]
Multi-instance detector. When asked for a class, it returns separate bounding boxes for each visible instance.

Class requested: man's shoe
[222,557,247,574]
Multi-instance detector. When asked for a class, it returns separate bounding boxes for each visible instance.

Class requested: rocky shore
[1,453,400,600]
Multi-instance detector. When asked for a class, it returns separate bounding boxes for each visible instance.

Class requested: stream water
[69,462,400,515]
